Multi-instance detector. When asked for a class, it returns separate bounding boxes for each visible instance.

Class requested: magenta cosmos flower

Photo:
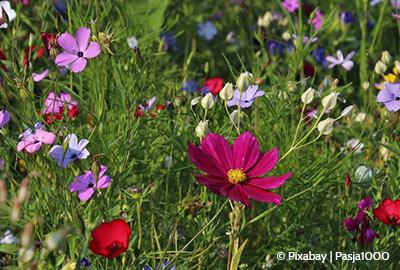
[55,27,101,73]
[188,132,292,207]
[69,165,111,201]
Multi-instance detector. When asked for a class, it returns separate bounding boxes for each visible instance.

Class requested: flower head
[49,134,90,167]
[69,165,111,201]
[282,0,299,13]
[89,219,131,259]
[188,132,292,207]
[55,27,101,73]
[376,83,400,111]
[0,1,16,29]
[32,69,49,82]
[309,8,323,30]
[198,21,218,41]
[227,85,265,108]
[42,91,79,123]
[0,110,10,128]
[201,77,224,96]
[326,50,355,71]
[373,198,400,225]
[160,32,177,52]
[181,80,198,94]
[17,123,56,154]
[340,12,354,24]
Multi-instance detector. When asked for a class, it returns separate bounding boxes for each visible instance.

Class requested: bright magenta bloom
[188,132,292,207]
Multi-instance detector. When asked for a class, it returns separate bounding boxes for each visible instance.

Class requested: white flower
[195,120,209,138]
[301,87,316,104]
[236,72,254,93]
[127,36,138,50]
[355,112,366,122]
[190,97,202,106]
[219,83,234,101]
[200,93,215,109]
[322,92,339,110]
[340,105,354,117]
[257,11,273,28]
[0,229,18,244]
[0,1,16,29]
[345,139,364,153]
[374,60,387,74]
[317,118,335,135]
[381,51,391,65]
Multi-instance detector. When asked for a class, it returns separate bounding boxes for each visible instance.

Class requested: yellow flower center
[227,168,246,184]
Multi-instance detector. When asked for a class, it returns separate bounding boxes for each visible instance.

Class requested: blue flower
[339,12,354,24]
[198,21,218,41]
[312,47,327,66]
[227,85,265,108]
[160,32,178,52]
[181,80,198,94]
[267,40,286,55]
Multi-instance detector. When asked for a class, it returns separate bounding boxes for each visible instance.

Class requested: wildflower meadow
[2,0,400,269]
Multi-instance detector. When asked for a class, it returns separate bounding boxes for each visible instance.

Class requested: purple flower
[267,40,286,55]
[49,134,90,167]
[139,97,157,112]
[32,69,49,82]
[0,110,10,128]
[339,12,354,24]
[69,165,111,201]
[282,0,298,13]
[227,85,265,108]
[0,159,4,171]
[55,27,101,73]
[326,50,355,71]
[377,83,400,111]
[312,47,327,66]
[370,0,383,6]
[358,196,373,210]
[391,0,400,8]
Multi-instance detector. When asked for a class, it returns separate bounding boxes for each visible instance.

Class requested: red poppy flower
[202,77,224,96]
[373,199,400,225]
[303,62,315,78]
[89,219,131,259]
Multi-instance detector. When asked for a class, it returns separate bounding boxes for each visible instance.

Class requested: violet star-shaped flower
[55,27,101,73]
[377,83,400,111]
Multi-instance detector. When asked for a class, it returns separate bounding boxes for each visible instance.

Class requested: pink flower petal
[233,131,260,171]
[78,188,95,201]
[242,184,282,205]
[76,27,91,52]
[246,147,279,177]
[84,42,101,58]
[32,69,49,82]
[247,173,292,189]
[70,180,87,192]
[195,175,228,195]
[58,32,79,53]
[97,175,111,189]
[237,186,251,207]
[55,52,79,67]
[70,57,87,73]
[200,133,233,172]
[188,143,226,177]
[25,142,42,153]
[35,129,56,144]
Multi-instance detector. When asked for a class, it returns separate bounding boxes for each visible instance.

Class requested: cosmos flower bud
[11,199,21,223]
[45,227,70,251]
[17,177,30,203]
[19,245,35,263]
[395,60,400,72]
[190,97,202,106]
[374,60,387,74]
[236,72,254,93]
[200,93,215,109]
[0,179,6,203]
[340,105,354,117]
[317,118,335,135]
[195,120,209,138]
[282,31,291,41]
[229,110,246,124]
[219,83,234,101]
[257,11,273,28]
[362,81,370,90]
[322,92,339,110]
[381,51,391,65]
[301,87,316,104]
[21,223,34,248]
[355,112,366,122]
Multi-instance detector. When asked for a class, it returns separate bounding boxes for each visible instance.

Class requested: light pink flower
[282,0,299,13]
[17,125,56,154]
[32,69,49,82]
[309,8,323,30]
[55,27,101,73]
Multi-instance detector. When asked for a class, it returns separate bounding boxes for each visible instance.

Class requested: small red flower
[303,62,315,78]
[345,172,351,190]
[40,32,58,55]
[202,77,224,96]
[24,45,44,67]
[89,219,131,259]
[373,199,400,225]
